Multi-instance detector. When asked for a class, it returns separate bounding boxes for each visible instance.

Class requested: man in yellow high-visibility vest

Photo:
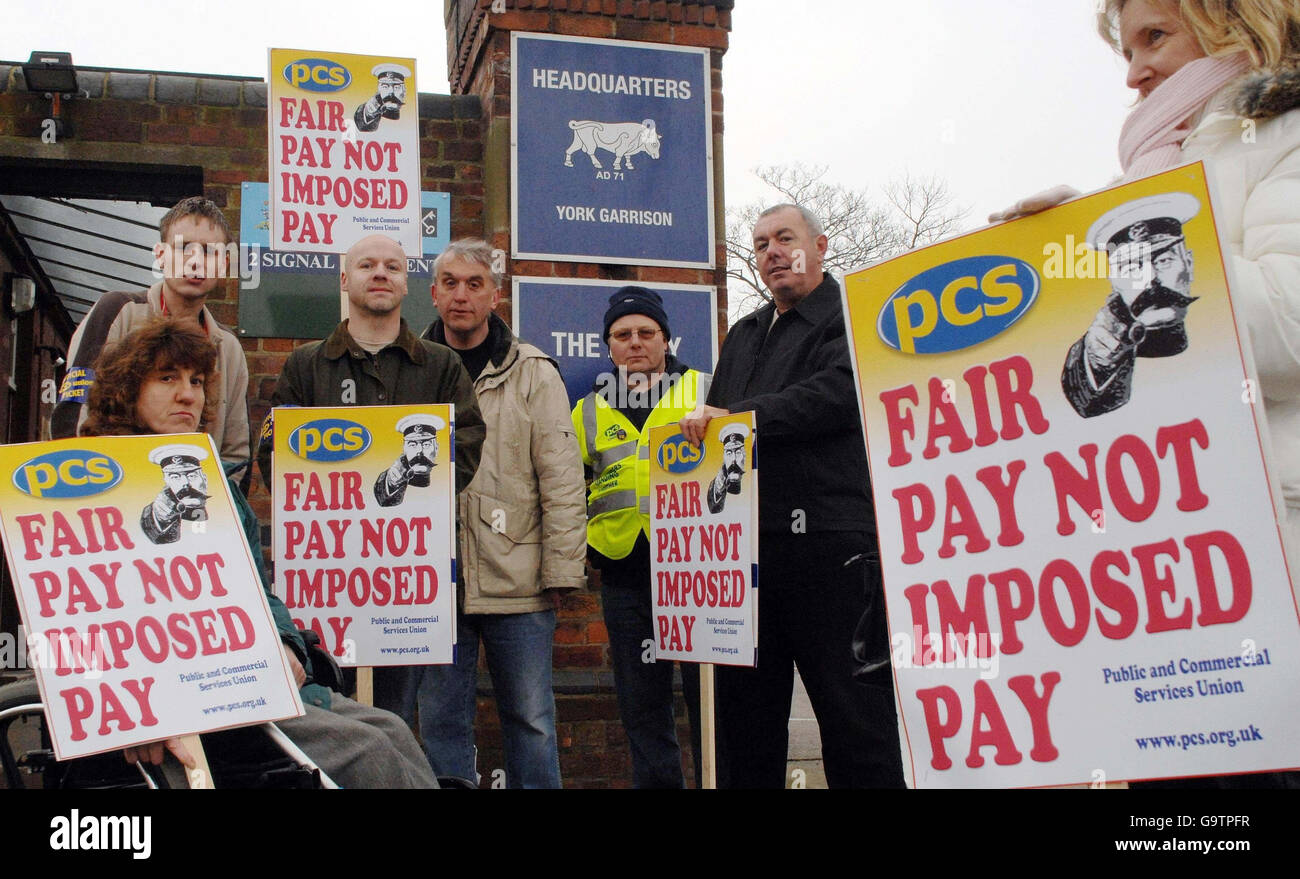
[572,287,709,788]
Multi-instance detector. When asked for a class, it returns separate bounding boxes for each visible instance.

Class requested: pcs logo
[288,419,371,462]
[13,450,123,499]
[283,58,351,92]
[656,433,702,473]
[877,255,1039,354]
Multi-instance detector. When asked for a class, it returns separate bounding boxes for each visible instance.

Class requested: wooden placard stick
[699,663,716,789]
[178,734,214,789]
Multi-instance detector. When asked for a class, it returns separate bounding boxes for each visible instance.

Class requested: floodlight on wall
[21,51,79,140]
[10,277,36,314]
[21,51,78,93]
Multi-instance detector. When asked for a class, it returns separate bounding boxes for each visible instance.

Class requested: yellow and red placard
[649,412,758,666]
[843,163,1300,788]
[268,48,421,256]
[0,434,302,760]
[270,404,455,667]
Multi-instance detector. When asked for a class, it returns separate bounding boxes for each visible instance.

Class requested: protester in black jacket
[680,204,903,789]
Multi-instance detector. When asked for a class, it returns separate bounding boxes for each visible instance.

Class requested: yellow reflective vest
[572,369,708,560]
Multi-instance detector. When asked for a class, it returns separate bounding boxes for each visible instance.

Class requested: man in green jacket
[259,234,485,722]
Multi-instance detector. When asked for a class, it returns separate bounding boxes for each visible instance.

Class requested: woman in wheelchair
[74,316,438,788]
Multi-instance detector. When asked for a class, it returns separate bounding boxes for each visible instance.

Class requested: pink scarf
[1119,52,1251,179]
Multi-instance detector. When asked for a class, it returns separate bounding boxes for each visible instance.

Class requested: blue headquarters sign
[512,278,717,407]
[512,33,714,268]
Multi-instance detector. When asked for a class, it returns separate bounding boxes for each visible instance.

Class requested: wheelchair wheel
[0,678,328,789]
[0,677,50,789]
[0,676,154,789]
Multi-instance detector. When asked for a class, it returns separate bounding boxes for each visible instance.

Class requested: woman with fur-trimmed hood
[992,0,1300,554]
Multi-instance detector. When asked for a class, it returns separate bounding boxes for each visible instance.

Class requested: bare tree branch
[726,164,969,318]
[885,172,966,252]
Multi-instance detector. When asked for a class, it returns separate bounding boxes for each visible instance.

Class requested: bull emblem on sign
[564,119,661,171]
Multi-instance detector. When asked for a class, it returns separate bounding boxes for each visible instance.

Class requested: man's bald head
[341,234,408,319]
[344,234,405,271]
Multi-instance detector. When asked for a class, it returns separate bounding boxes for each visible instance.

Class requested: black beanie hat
[603,286,670,341]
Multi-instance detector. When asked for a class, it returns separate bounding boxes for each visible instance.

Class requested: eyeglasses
[610,328,661,343]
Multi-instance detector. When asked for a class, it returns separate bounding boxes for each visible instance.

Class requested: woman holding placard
[990,0,1300,789]
[81,317,438,788]
[992,0,1300,558]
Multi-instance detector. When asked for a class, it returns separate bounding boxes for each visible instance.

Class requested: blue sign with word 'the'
[512,33,715,269]
[512,277,717,408]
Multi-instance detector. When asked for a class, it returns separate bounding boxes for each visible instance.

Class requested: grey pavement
[786,668,827,789]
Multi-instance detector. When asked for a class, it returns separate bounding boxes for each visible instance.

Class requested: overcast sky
[3,0,1137,237]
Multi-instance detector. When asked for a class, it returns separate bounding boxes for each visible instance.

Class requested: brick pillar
[442,0,733,788]
[446,0,731,296]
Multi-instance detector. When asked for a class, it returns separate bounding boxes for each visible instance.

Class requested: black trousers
[716,531,905,788]
[598,538,712,788]
[372,666,416,725]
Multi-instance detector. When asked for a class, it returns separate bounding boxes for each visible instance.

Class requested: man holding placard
[573,287,710,788]
[680,204,903,789]
[259,233,484,720]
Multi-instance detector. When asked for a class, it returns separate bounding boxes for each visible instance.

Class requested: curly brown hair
[80,317,221,437]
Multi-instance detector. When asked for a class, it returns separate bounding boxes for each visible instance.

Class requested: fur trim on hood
[1233,64,1300,120]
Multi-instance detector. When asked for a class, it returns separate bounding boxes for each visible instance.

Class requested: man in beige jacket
[416,239,586,788]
